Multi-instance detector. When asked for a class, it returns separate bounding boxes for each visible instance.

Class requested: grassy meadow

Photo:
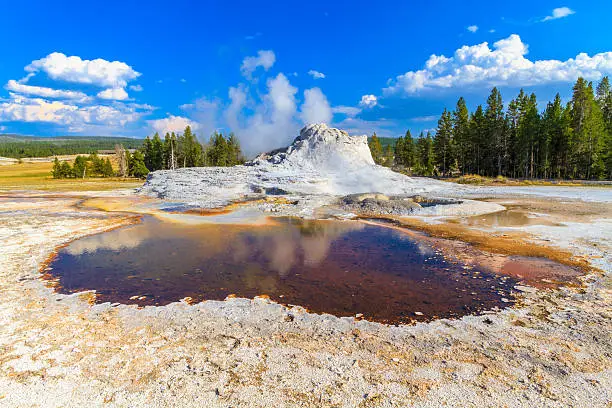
[0,160,143,192]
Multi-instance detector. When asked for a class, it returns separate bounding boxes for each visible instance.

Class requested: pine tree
[59,161,72,178]
[368,133,384,164]
[129,151,149,179]
[384,144,394,167]
[151,133,164,170]
[182,126,203,167]
[72,155,88,179]
[541,94,567,178]
[396,130,415,169]
[143,136,153,170]
[433,109,454,176]
[469,105,486,175]
[394,136,404,167]
[416,132,435,176]
[505,97,521,177]
[452,97,470,175]
[596,76,612,178]
[52,157,62,178]
[102,158,114,177]
[484,87,506,176]
[570,78,606,179]
[514,92,540,178]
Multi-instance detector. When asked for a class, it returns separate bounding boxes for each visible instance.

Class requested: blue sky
[0,0,611,154]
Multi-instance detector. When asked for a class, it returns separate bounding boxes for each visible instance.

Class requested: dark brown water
[44,217,518,323]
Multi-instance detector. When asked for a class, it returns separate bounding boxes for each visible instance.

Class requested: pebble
[514,285,537,293]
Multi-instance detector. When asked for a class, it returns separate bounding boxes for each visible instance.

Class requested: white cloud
[489,29,496,33]
[301,88,332,125]
[331,105,362,117]
[129,84,143,92]
[359,94,378,108]
[308,70,326,79]
[542,7,575,22]
[240,50,276,78]
[180,78,187,83]
[5,80,90,101]
[0,94,143,128]
[384,34,612,94]
[97,87,129,101]
[25,52,140,88]
[148,115,200,135]
[467,25,479,33]
[226,73,299,156]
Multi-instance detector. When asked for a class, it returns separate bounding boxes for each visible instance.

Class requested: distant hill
[0,134,145,158]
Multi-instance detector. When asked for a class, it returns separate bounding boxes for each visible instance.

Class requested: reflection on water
[45,217,517,323]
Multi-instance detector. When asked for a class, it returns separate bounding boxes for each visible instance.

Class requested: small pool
[44,216,518,324]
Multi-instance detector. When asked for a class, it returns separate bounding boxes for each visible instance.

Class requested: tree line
[52,154,114,179]
[51,125,246,180]
[0,137,144,159]
[370,76,612,180]
[52,146,149,179]
[141,126,245,171]
[369,132,435,176]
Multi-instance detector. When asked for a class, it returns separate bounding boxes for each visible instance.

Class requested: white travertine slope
[140,123,502,215]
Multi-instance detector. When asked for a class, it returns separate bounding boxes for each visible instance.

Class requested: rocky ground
[0,125,610,406]
[0,187,609,407]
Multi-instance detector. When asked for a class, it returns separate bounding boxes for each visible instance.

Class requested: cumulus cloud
[301,88,332,125]
[384,34,612,94]
[0,53,151,134]
[542,7,575,22]
[359,94,378,108]
[0,94,144,128]
[148,115,200,135]
[5,80,90,101]
[25,52,140,88]
[97,87,129,101]
[240,50,276,78]
[308,70,326,79]
[467,25,479,33]
[129,84,143,92]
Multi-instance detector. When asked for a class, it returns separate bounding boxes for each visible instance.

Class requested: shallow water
[44,216,519,323]
[456,209,562,227]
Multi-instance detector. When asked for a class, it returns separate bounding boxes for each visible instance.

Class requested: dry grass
[448,174,593,187]
[0,161,142,192]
